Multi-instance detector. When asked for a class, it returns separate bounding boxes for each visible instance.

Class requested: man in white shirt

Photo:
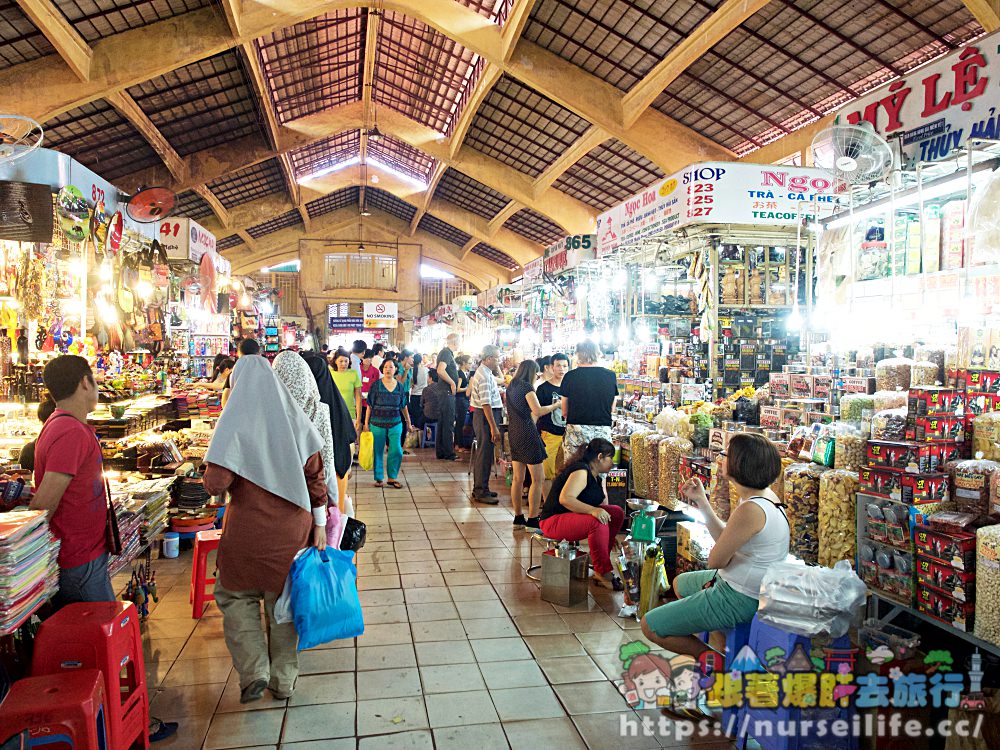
[469,345,503,503]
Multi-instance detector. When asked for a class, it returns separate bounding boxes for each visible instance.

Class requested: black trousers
[436,394,456,458]
[472,407,501,495]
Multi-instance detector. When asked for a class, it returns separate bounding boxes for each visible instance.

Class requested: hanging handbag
[339,517,366,552]
[104,476,122,556]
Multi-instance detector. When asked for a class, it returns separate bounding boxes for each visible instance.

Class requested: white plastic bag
[273,548,309,625]
[757,560,867,638]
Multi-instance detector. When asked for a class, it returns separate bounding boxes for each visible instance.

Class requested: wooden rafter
[104,91,188,181]
[14,0,92,80]
[236,230,258,252]
[487,200,520,238]
[620,0,773,127]
[500,0,536,61]
[192,184,230,227]
[459,237,477,261]
[448,63,501,158]
[218,0,243,37]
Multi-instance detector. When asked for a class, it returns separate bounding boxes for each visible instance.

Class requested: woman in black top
[539,438,624,588]
[454,354,472,453]
[506,360,560,530]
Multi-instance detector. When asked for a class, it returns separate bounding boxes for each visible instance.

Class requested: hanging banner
[363,301,398,328]
[596,163,837,255]
[522,257,543,284]
[453,294,477,312]
[543,234,597,274]
[835,31,1000,168]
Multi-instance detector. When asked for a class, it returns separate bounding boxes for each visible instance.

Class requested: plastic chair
[31,602,147,750]
[0,669,108,750]
[188,529,222,618]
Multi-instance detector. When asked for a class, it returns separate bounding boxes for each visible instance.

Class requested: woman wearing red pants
[539,438,624,589]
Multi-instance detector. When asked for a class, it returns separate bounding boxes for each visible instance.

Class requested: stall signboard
[522,257,544,284]
[329,316,364,331]
[485,285,500,307]
[543,235,597,274]
[363,302,398,328]
[596,162,837,255]
[453,295,477,312]
[0,181,53,243]
[835,31,999,167]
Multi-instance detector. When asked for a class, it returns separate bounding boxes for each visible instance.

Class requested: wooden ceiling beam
[459,237,478,261]
[104,90,188,181]
[620,0,773,128]
[408,162,447,236]
[236,230,258,252]
[532,125,608,193]
[192,185,231,228]
[500,0,536,62]
[218,0,243,37]
[448,63,501,159]
[487,201,520,237]
[962,0,1000,31]
[14,0,92,81]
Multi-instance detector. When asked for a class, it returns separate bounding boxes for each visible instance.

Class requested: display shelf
[866,593,1000,658]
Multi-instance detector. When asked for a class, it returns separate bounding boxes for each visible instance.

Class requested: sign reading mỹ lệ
[363,302,398,329]
[835,31,999,167]
[596,163,838,256]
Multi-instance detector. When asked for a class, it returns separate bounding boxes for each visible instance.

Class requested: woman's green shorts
[643,570,760,637]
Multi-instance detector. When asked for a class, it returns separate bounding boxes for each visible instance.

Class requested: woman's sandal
[374,481,384,488]
[387,480,403,489]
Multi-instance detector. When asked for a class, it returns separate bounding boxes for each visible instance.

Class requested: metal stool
[527,533,577,581]
[468,438,478,475]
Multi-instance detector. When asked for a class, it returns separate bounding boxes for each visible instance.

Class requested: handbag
[339,517,366,552]
[358,431,374,471]
[104,476,122,556]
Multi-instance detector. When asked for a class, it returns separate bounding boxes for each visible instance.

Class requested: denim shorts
[643,570,760,638]
[55,552,115,607]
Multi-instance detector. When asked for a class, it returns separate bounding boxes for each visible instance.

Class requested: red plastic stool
[189,529,222,619]
[31,602,148,750]
[0,669,108,750]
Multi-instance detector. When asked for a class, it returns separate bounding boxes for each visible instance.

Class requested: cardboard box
[769,372,789,399]
[790,373,814,398]
[916,555,975,602]
[842,376,877,394]
[899,472,949,504]
[760,406,780,428]
[940,200,965,271]
[914,525,977,570]
[964,369,1000,395]
[917,585,974,631]
[969,326,990,370]
[860,466,904,498]
[910,415,966,443]
[812,375,833,400]
[907,386,964,417]
[866,440,959,473]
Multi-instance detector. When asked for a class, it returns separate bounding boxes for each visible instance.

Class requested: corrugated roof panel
[366,188,417,224]
[434,168,510,220]
[418,214,472,247]
[247,209,303,238]
[306,186,359,218]
[0,0,55,70]
[504,208,563,246]
[53,0,213,44]
[207,158,287,209]
[473,243,519,270]
[554,139,664,210]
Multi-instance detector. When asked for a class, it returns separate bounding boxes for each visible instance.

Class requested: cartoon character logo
[617,642,704,710]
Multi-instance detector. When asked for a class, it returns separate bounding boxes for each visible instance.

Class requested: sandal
[387,480,403,489]
[374,481,384,488]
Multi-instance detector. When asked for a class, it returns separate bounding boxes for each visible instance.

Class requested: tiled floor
[140,450,738,750]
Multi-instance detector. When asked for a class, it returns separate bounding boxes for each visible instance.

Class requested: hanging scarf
[301,351,357,479]
[272,351,338,502]
[205,356,322,512]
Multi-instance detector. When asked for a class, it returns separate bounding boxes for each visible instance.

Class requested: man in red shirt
[29,355,112,606]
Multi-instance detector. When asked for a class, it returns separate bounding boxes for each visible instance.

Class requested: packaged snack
[842,376,876,394]
[860,466,903,499]
[951,457,1000,521]
[927,511,979,532]
[972,412,1000,461]
[783,462,829,564]
[790,374,814,398]
[916,556,975,602]
[839,393,874,422]
[909,361,940,387]
[917,586,974,631]
[915,525,977,570]
[873,390,908,411]
[811,426,836,467]
[657,437,693,509]
[819,469,858,567]
[871,408,908,441]
[769,373,789,399]
[898,472,948,504]
[911,415,966,443]
[630,428,653,498]
[834,423,865,471]
[876,358,914,392]
[907,387,964,417]
[974,524,1000,644]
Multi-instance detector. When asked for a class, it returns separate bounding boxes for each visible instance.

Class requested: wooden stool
[190,529,222,619]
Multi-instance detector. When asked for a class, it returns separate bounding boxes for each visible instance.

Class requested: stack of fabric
[124,477,175,545]
[108,503,142,578]
[0,510,60,635]
[172,391,222,420]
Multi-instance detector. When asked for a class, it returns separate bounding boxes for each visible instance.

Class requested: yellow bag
[358,431,374,471]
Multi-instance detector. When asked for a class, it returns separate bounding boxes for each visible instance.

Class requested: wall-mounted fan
[811,124,894,186]
[126,186,176,223]
[0,115,43,165]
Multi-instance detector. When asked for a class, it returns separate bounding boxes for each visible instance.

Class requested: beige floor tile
[462,616,518,639]
[395,550,438,562]
[280,741,355,750]
[149,682,225,717]
[357,643,417,670]
[490,686,566,721]
[437,559,483,573]
[215,679,288,714]
[424,690,499,728]
[356,666,422,700]
[282,704,356,743]
[576,630,643,654]
[414,639,476,666]
[455,599,508,619]
[523,634,588,659]
[571,712,661,750]
[591,651,630,680]
[357,622,412,648]
[561,612,623,632]
[358,574,402,590]
[537,655,608,684]
[409,618,467,643]
[363,605,409,625]
[299,648,356,674]
[448,584,500,602]
[433,549,477,561]
[434,723,510,750]
[553,681,634,715]
[288,672,356,706]
[406,601,460,622]
[176,635,230,661]
[359,588,405,607]
[419,663,485,694]
[514,614,571,636]
[400,572,446,588]
[447,571,492,586]
[469,638,533,663]
[148,713,212,750]
[358,731,433,750]
[503,717,587,749]
[143,618,198,640]
[163,657,233,687]
[501,599,556,617]
[480,660,547,690]
[355,696,429,736]
[204,708,285,749]
[402,586,452,604]
[144,637,189,664]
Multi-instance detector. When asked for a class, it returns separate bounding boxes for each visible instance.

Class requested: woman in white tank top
[641,434,790,664]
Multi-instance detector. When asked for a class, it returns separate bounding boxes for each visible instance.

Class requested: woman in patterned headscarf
[272,351,339,507]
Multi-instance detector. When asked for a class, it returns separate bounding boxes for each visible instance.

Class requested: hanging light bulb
[367,125,383,143]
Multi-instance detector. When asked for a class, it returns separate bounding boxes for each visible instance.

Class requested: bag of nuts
[630,428,653,498]
[784,462,830,565]
[819,470,859,567]
[657,436,693,509]
[875,357,914,392]
[834,423,866,471]
[973,413,1000,462]
[952,456,1000,523]
[910,361,940,387]
[710,462,731,521]
[839,394,874,423]
[974,524,1000,646]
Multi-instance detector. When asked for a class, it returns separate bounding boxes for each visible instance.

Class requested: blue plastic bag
[289,547,364,650]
